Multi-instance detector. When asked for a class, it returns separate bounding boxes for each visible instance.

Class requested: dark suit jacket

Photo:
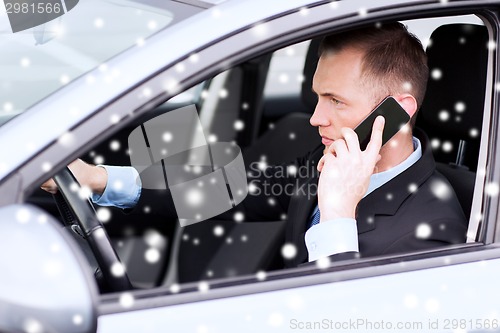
[134,129,468,268]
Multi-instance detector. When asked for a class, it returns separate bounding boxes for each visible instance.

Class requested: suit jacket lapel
[357,129,435,234]
[287,129,435,265]
[284,145,322,267]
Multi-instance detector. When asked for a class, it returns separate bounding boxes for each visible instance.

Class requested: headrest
[418,24,488,142]
[301,38,321,112]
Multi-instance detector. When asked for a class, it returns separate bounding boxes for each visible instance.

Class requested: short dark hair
[319,22,428,122]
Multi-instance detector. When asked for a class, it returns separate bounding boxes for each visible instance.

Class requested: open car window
[23,6,495,319]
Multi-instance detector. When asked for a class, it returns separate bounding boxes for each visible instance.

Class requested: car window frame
[10,0,500,313]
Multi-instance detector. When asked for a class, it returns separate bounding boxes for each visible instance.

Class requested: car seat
[416,23,488,223]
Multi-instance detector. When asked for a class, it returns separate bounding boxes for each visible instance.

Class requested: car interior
[27,15,489,293]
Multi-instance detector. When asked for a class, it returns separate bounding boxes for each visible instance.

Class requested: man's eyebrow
[311,88,347,101]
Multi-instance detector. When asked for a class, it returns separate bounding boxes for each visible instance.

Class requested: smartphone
[354,96,410,150]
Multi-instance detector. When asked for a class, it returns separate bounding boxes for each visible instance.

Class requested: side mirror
[0,204,98,333]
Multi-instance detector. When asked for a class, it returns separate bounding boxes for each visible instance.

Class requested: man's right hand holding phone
[317,115,385,222]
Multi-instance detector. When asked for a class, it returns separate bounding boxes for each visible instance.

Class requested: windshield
[0,0,206,126]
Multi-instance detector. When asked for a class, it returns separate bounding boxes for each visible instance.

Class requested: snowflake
[3,102,13,112]
[111,262,126,277]
[425,298,440,314]
[78,186,92,200]
[442,141,453,153]
[234,119,245,131]
[251,23,268,38]
[415,223,432,239]
[60,74,70,85]
[281,243,297,259]
[219,88,228,98]
[94,155,104,164]
[408,183,418,193]
[431,68,442,80]
[145,248,160,263]
[438,110,449,121]
[186,188,204,207]
[162,131,173,142]
[189,53,200,63]
[144,229,164,248]
[485,182,499,197]
[147,20,157,30]
[198,281,210,293]
[455,101,466,113]
[58,132,75,147]
[256,270,267,280]
[431,138,440,149]
[316,256,330,269]
[268,312,284,327]
[72,314,83,326]
[20,57,30,68]
[109,114,120,124]
[96,208,111,223]
[169,283,180,293]
[278,73,289,84]
[358,7,368,17]
[404,294,418,309]
[16,208,30,224]
[234,211,244,222]
[208,134,217,143]
[213,225,224,237]
[23,318,43,333]
[41,162,52,172]
[469,128,479,138]
[119,292,134,308]
[94,18,104,28]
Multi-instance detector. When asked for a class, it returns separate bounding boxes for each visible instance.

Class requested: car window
[0,0,205,127]
[27,10,492,300]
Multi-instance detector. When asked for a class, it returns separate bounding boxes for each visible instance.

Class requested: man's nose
[310,100,330,127]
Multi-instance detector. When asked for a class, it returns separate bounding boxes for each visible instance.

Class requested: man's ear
[395,94,418,118]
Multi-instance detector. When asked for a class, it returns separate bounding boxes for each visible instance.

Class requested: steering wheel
[53,167,132,292]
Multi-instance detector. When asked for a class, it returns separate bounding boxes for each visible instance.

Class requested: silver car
[1,0,499,332]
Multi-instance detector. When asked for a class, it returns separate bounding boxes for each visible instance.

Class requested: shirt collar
[365,136,422,197]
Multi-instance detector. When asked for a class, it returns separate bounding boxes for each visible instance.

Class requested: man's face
[310,47,380,151]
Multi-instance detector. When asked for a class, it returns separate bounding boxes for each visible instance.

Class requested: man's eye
[331,98,342,105]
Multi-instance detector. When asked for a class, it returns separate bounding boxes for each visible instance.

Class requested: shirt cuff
[305,218,359,262]
[91,165,142,209]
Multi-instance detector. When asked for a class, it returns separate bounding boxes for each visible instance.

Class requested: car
[1,0,500,332]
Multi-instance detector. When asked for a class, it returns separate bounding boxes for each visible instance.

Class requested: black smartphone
[354,96,410,150]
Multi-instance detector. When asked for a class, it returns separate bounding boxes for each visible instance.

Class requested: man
[42,22,467,267]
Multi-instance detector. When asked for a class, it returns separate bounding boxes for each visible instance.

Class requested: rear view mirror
[0,204,97,333]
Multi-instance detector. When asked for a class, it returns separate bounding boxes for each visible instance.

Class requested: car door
[3,0,500,332]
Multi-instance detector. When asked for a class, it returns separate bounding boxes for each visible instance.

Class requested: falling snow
[415,223,432,239]
[430,180,452,200]
[281,243,297,259]
[234,212,244,222]
[119,292,134,308]
[431,68,442,80]
[145,248,160,263]
[234,120,245,131]
[256,270,267,281]
[23,318,43,333]
[485,182,499,197]
[96,208,111,223]
[198,281,210,293]
[213,225,224,237]
[111,262,126,277]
